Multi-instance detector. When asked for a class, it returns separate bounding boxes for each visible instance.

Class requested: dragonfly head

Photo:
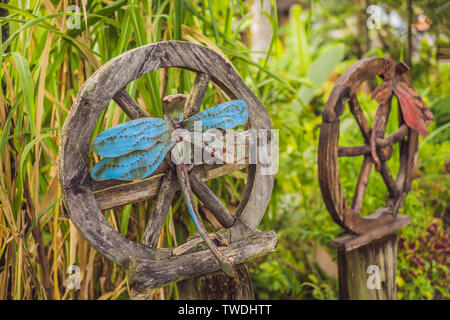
[162,94,187,124]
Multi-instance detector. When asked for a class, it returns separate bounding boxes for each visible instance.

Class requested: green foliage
[0,0,448,300]
[397,219,449,299]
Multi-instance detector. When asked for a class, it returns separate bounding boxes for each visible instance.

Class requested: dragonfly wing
[182,100,248,131]
[92,118,172,157]
[91,139,175,181]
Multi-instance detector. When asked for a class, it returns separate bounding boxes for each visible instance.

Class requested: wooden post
[328,214,410,300]
[177,263,254,300]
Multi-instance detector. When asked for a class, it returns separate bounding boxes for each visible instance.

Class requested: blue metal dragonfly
[90,94,248,277]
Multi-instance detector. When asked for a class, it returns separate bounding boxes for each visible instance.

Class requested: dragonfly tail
[176,163,236,277]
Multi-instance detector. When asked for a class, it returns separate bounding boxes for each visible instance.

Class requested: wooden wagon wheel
[318,58,418,234]
[58,41,276,296]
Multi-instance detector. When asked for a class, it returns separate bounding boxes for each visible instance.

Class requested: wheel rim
[318,57,418,234]
[58,41,274,265]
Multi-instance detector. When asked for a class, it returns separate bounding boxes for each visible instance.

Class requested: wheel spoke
[184,72,210,118]
[338,145,370,157]
[395,109,408,192]
[352,155,373,214]
[189,169,236,228]
[379,161,399,198]
[141,171,178,248]
[113,88,149,119]
[348,95,371,143]
[376,124,408,147]
[372,99,392,139]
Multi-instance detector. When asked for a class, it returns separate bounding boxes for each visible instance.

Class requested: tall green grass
[0,0,448,300]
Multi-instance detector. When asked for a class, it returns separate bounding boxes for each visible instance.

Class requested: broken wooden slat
[93,162,249,211]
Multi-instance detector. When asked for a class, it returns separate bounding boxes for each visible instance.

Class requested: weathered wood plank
[328,214,410,251]
[184,72,210,118]
[126,230,277,299]
[93,162,249,211]
[351,155,372,214]
[336,234,398,300]
[322,58,385,122]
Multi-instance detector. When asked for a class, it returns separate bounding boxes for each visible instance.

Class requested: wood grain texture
[336,234,398,300]
[126,230,277,299]
[58,41,274,278]
[177,263,254,300]
[113,88,149,119]
[141,171,177,248]
[377,124,408,147]
[323,58,385,122]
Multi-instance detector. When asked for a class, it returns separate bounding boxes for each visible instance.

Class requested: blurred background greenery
[0,0,448,300]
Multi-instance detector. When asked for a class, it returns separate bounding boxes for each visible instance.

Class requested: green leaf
[298,43,346,106]
[18,133,54,186]
[120,204,132,236]
[11,52,35,136]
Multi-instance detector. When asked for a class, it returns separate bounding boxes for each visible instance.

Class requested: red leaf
[395,82,430,137]
[396,82,434,123]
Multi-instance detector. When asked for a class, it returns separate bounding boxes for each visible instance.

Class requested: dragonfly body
[91,95,248,276]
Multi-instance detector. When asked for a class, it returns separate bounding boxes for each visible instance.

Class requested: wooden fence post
[328,215,410,300]
[177,263,254,300]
